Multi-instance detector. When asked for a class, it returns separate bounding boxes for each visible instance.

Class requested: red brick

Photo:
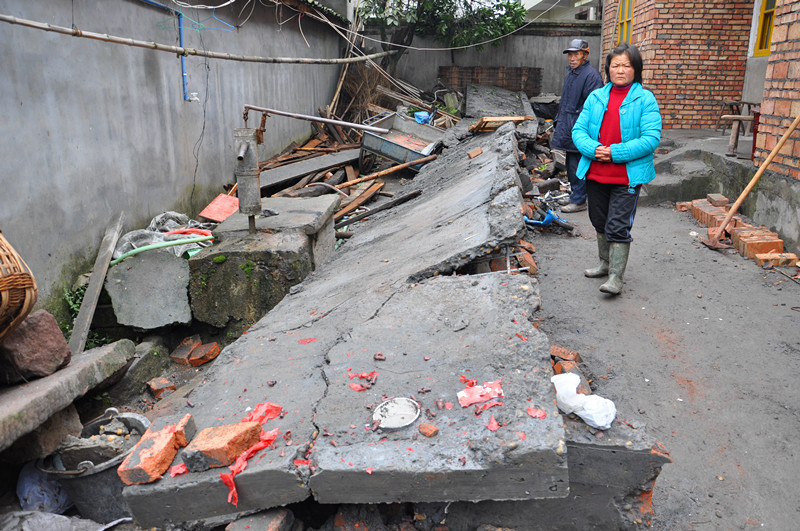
[675,201,692,211]
[225,508,294,531]
[754,252,798,266]
[467,147,483,159]
[170,334,202,365]
[419,422,440,437]
[550,345,583,363]
[489,258,508,272]
[517,239,536,254]
[740,236,784,259]
[181,421,262,472]
[730,227,772,248]
[552,360,591,395]
[147,376,175,399]
[117,413,196,485]
[516,250,538,275]
[188,342,220,367]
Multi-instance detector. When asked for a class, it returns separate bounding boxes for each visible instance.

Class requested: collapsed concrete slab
[123,124,532,527]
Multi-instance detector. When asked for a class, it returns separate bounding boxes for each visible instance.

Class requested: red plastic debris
[486,415,500,432]
[515,333,528,341]
[457,379,504,407]
[350,383,367,392]
[169,464,188,477]
[293,459,310,466]
[526,408,547,419]
[298,338,317,345]
[349,371,379,380]
[366,467,374,474]
[517,432,527,440]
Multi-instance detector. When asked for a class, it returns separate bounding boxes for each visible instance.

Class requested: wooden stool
[719,114,754,157]
[716,99,742,133]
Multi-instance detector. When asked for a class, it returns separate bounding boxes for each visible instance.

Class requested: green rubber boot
[599,242,630,295]
[584,233,610,278]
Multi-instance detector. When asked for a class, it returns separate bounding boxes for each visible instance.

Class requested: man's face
[567,51,587,70]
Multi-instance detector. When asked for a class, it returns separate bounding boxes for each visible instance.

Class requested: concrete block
[754,252,798,266]
[147,376,175,399]
[225,508,295,531]
[188,342,220,367]
[706,193,729,206]
[181,421,262,472]
[0,310,71,385]
[170,335,201,365]
[107,337,170,404]
[0,404,82,462]
[105,250,192,329]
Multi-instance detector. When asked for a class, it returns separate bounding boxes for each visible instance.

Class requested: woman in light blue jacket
[572,43,662,295]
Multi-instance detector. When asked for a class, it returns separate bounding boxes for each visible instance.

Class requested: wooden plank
[260,149,360,191]
[334,189,422,229]
[68,213,125,355]
[335,181,385,221]
[335,155,437,189]
[469,116,535,132]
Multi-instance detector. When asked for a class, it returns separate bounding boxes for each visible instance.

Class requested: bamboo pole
[0,14,396,65]
[335,155,438,189]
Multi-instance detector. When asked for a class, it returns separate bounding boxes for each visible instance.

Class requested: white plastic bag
[551,373,617,430]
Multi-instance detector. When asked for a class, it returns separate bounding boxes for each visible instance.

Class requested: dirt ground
[532,203,800,530]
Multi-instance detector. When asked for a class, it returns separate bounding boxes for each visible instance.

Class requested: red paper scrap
[293,459,310,466]
[481,401,505,411]
[298,338,317,345]
[220,471,238,506]
[169,464,188,477]
[515,333,528,341]
[222,427,281,505]
[445,402,453,410]
[349,383,367,392]
[459,375,478,387]
[241,402,283,424]
[526,408,547,419]
[349,371,379,380]
[517,432,527,440]
[457,379,504,407]
[486,415,500,432]
[366,467,374,474]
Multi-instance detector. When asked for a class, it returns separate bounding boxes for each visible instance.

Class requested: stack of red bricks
[676,194,798,266]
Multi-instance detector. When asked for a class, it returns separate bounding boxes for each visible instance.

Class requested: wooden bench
[719,114,754,157]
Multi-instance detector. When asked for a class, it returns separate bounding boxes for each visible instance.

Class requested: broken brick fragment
[117,413,196,485]
[170,334,202,365]
[515,250,538,275]
[467,147,483,159]
[147,376,175,399]
[419,422,439,437]
[181,421,262,472]
[188,342,220,367]
[517,239,536,254]
[675,201,692,212]
[549,345,583,363]
[553,360,591,395]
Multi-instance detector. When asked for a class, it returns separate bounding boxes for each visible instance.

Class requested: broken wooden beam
[260,148,360,193]
[469,116,536,133]
[335,155,437,189]
[334,181,385,221]
[334,189,422,229]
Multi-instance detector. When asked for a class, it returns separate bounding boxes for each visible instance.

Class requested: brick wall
[753,0,800,180]
[601,0,751,129]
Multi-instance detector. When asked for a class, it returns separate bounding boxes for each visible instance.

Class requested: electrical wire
[171,0,238,9]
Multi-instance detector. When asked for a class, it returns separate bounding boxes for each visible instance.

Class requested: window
[755,0,776,56]
[617,0,634,45]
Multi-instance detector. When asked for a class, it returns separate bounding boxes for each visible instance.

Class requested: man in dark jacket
[551,39,604,213]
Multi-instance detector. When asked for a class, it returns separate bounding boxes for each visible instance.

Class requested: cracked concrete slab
[122,124,552,527]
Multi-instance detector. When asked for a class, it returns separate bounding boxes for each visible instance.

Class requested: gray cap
[563,39,590,54]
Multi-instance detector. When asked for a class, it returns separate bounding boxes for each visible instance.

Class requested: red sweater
[587,85,631,184]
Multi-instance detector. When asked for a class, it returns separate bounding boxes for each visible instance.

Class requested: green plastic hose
[109,236,213,266]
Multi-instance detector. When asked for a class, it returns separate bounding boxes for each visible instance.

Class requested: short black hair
[605,43,643,84]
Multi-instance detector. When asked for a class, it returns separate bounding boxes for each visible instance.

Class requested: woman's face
[609,53,635,87]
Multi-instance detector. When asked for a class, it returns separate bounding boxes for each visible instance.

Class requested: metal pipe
[243,105,390,134]
[0,14,396,65]
[134,0,190,101]
[237,142,249,160]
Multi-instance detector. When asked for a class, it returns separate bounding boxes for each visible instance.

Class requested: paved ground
[534,197,800,529]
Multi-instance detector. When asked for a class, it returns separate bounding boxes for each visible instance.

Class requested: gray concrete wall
[387,23,602,95]
[0,0,342,307]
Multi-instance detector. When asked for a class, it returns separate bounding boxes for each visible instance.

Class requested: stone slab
[0,340,135,452]
[123,125,529,526]
[309,275,568,503]
[260,149,360,191]
[215,195,340,239]
[105,251,192,329]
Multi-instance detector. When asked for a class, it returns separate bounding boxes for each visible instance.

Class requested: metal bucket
[37,408,150,524]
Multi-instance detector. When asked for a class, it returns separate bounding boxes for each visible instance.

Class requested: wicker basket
[0,230,38,344]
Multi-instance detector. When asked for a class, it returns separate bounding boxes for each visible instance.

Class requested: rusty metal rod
[0,14,397,65]
[335,155,438,189]
[243,105,389,134]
